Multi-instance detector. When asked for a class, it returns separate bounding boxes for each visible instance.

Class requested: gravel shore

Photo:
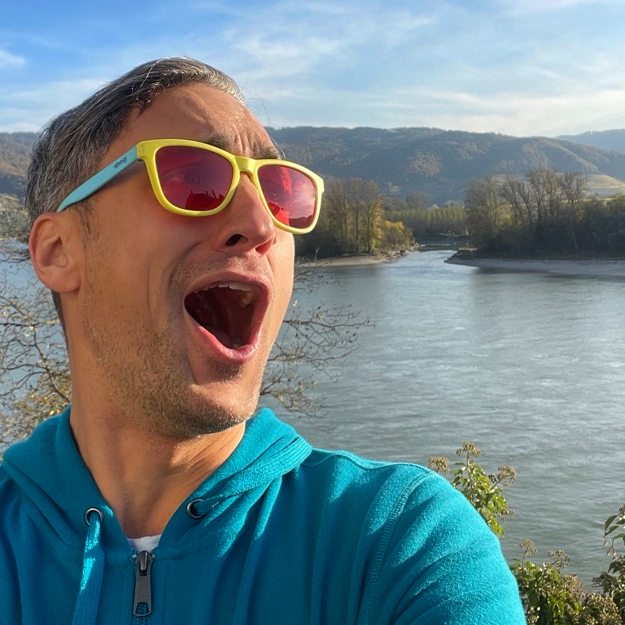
[297,254,398,268]
[446,255,625,278]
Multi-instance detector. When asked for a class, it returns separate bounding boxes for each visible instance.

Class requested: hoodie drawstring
[72,508,105,625]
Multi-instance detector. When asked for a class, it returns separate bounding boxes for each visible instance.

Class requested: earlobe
[29,213,82,294]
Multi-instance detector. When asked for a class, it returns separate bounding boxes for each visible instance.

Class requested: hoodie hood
[2,406,312,552]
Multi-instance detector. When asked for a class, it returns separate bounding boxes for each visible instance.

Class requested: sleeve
[363,470,526,625]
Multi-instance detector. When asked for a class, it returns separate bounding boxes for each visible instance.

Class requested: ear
[29,212,83,294]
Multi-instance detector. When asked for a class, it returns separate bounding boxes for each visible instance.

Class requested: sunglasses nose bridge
[233,155,256,178]
[233,155,266,202]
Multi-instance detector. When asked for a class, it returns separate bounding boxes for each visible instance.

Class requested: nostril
[226,234,244,246]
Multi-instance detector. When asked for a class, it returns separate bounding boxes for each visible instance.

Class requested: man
[0,58,525,623]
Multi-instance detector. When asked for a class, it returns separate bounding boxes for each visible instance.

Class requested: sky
[1,0,624,137]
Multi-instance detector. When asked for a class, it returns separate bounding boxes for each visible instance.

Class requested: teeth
[217,281,252,292]
[215,282,254,307]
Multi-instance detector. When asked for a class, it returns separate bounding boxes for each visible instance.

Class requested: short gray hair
[25,57,244,225]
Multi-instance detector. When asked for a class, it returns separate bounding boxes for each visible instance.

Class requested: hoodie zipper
[133,550,154,619]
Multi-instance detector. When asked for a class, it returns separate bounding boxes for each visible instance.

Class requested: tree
[468,170,590,254]
[297,177,388,257]
[404,192,429,212]
[559,172,587,251]
[595,507,625,621]
[356,179,384,253]
[464,177,506,248]
[0,277,70,450]
[378,219,412,251]
[0,243,69,449]
[384,197,467,242]
[501,175,536,237]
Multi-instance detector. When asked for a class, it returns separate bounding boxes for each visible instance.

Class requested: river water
[280,250,625,586]
[3,247,624,585]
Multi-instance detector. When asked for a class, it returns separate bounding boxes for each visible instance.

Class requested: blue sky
[1,0,624,137]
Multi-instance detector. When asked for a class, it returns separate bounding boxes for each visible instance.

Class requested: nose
[212,174,276,255]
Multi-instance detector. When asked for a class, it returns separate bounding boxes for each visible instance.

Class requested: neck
[69,407,246,538]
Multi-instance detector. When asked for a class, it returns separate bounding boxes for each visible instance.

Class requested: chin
[138,380,261,440]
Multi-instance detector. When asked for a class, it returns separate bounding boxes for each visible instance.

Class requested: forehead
[107,83,275,160]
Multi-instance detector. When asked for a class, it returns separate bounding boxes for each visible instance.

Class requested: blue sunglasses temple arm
[56,145,140,212]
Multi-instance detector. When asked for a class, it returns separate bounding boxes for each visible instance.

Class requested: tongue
[205,325,237,349]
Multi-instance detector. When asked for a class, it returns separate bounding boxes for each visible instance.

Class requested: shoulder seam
[303,448,433,475]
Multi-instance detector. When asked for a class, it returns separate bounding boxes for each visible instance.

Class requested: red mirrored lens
[258,165,317,229]
[155,146,234,211]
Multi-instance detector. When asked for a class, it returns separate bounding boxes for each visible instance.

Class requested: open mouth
[184,281,258,350]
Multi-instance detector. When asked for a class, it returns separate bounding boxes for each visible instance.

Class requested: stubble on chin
[138,366,262,440]
[133,329,266,439]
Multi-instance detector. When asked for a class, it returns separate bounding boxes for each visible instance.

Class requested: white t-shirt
[128,534,161,553]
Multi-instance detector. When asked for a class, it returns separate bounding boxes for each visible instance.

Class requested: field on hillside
[586,174,625,197]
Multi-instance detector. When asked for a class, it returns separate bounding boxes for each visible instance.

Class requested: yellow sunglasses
[57,138,324,234]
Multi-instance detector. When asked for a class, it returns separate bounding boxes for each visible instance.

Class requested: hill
[3,128,625,206]
[558,129,625,154]
[0,132,36,200]
[269,127,625,202]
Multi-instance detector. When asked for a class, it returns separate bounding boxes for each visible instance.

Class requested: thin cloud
[496,0,613,14]
[376,85,625,136]
[0,78,105,130]
[0,49,26,69]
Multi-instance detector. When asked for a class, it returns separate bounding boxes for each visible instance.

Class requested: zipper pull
[133,550,154,616]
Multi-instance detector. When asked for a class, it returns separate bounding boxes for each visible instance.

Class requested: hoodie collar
[161,407,312,538]
[2,406,311,548]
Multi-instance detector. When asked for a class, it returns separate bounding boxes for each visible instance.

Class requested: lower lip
[185,312,258,364]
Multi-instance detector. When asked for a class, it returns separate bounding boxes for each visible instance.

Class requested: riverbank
[297,250,408,268]
[446,253,625,278]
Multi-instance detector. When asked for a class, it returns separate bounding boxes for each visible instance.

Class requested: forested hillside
[4,128,625,206]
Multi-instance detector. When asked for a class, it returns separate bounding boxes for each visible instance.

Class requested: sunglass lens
[258,165,317,229]
[155,146,233,211]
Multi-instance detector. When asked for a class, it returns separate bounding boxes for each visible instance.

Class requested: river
[279,250,625,586]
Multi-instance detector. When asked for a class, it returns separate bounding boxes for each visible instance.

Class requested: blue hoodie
[0,407,525,624]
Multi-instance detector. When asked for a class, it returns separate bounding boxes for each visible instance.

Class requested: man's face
[70,84,295,438]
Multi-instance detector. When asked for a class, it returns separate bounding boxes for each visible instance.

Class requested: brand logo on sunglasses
[114,156,128,169]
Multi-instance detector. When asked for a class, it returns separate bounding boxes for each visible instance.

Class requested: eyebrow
[201,134,281,160]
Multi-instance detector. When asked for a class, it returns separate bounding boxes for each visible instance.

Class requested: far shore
[446,253,625,278]
[297,251,407,268]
